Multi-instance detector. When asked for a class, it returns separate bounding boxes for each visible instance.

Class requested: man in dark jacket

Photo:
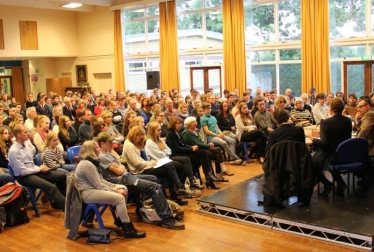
[307,98,352,196]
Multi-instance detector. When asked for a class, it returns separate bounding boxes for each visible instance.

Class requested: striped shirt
[43,147,64,170]
[290,109,313,123]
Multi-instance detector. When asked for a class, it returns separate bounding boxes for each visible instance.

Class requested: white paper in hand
[153,157,173,168]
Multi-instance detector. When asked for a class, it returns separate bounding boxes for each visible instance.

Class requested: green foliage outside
[122,0,372,95]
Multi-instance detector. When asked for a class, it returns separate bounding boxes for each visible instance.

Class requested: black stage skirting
[197,175,374,250]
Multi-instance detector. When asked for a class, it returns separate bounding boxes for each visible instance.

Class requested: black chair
[328,137,369,202]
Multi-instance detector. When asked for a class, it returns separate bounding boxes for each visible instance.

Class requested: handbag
[86,228,112,244]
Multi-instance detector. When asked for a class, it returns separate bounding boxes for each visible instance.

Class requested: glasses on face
[279,101,286,104]
[357,103,368,109]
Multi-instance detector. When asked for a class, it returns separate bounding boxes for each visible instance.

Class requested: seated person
[166,117,227,189]
[290,99,313,126]
[343,93,357,118]
[75,140,145,238]
[312,93,328,125]
[307,98,352,196]
[78,109,93,141]
[102,111,124,143]
[8,125,66,211]
[43,132,76,174]
[253,97,277,135]
[182,117,233,177]
[236,102,268,164]
[265,108,305,154]
[122,126,189,204]
[201,103,243,165]
[96,132,184,230]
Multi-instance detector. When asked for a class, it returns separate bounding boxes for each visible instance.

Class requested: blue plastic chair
[67,146,82,164]
[329,138,369,201]
[81,203,118,228]
[34,153,43,166]
[8,164,44,217]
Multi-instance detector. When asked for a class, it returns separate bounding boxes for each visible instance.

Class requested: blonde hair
[37,115,50,129]
[101,111,113,126]
[178,102,187,113]
[127,126,146,150]
[44,131,58,151]
[132,116,144,128]
[79,140,98,160]
[147,122,167,150]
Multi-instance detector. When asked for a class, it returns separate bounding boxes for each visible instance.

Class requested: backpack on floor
[139,198,184,225]
[0,207,6,232]
[0,182,29,227]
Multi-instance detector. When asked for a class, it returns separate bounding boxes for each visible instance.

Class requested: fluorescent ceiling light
[61,2,83,8]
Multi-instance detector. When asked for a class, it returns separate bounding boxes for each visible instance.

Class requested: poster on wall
[0,77,11,97]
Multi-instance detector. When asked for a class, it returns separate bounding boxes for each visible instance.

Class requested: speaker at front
[146,71,160,90]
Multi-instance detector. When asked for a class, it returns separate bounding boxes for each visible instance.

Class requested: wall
[0,5,78,58]
[73,6,116,94]
[1,5,117,96]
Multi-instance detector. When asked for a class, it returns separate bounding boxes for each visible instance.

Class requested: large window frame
[121,0,374,97]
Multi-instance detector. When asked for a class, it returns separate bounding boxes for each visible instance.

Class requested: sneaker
[161,217,185,230]
[232,159,243,165]
[177,188,191,197]
[240,160,246,166]
[220,170,234,176]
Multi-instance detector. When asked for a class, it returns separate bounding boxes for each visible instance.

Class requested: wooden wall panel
[0,20,4,50]
[46,78,71,97]
[11,66,25,104]
[19,21,38,50]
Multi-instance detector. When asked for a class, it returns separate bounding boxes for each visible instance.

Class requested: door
[190,66,222,95]
[343,61,372,98]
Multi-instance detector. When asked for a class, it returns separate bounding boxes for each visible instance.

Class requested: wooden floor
[0,160,359,252]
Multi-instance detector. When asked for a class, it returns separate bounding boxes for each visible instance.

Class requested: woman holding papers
[145,122,204,190]
[122,126,190,203]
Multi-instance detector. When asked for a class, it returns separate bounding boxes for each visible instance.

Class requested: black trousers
[17,171,66,211]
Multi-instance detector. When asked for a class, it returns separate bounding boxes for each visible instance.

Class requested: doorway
[190,66,222,95]
[343,61,373,97]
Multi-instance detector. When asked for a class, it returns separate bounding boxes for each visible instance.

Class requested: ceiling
[0,0,161,12]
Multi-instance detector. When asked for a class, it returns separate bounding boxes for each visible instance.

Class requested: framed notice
[76,65,87,83]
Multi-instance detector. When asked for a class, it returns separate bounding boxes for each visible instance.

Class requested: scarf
[85,156,101,172]
[37,129,49,142]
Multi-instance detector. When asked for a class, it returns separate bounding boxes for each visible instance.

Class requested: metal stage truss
[197,201,373,251]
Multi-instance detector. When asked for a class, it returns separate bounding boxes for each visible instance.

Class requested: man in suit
[63,97,76,122]
[36,96,50,117]
[355,97,374,187]
[356,97,374,155]
[307,98,352,196]
[265,108,305,154]
[25,93,38,109]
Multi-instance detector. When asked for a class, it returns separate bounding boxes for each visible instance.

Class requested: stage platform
[196,175,374,250]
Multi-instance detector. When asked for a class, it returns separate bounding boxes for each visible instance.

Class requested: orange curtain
[223,0,246,96]
[301,0,330,93]
[159,1,180,92]
[114,10,125,92]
